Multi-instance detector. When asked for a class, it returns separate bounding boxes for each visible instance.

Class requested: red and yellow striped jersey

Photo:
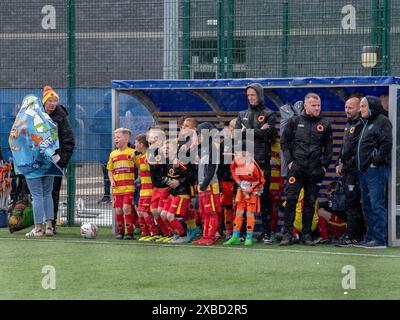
[107,147,136,195]
[136,152,153,197]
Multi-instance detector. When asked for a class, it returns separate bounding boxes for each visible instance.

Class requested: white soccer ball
[80,222,98,239]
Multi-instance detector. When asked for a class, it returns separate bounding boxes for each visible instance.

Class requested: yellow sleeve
[134,154,141,168]
[106,153,114,171]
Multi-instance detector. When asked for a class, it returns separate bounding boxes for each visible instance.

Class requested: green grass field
[1,227,400,300]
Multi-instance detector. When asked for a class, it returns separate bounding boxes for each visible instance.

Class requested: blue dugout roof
[112,76,400,113]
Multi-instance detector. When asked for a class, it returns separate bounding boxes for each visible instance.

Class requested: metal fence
[0,88,155,226]
[1,0,399,225]
[0,0,399,88]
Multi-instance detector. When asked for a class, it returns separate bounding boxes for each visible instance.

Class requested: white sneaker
[170,235,190,244]
[45,227,54,237]
[167,234,180,243]
[25,228,43,238]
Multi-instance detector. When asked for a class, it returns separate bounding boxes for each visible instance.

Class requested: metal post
[164,0,179,79]
[216,0,224,79]
[226,0,234,78]
[382,0,391,75]
[388,85,398,246]
[182,0,191,79]
[281,2,289,78]
[371,0,381,76]
[66,0,76,226]
[111,89,120,235]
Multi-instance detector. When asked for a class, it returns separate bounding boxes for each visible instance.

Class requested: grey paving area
[59,163,113,226]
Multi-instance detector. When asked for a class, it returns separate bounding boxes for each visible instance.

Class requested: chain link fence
[1,0,399,88]
[1,0,399,226]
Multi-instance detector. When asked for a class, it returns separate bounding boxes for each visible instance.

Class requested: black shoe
[314,237,328,245]
[303,234,315,246]
[262,234,273,245]
[116,233,124,240]
[280,233,293,246]
[51,221,58,234]
[335,235,358,247]
[98,195,111,204]
[125,233,134,240]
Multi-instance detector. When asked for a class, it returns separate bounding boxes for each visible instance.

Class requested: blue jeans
[358,166,390,245]
[26,176,55,224]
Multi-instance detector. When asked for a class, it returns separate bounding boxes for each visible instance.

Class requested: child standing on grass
[217,119,237,240]
[134,133,163,241]
[146,126,173,242]
[192,122,221,246]
[224,141,265,246]
[107,128,136,240]
[160,139,195,243]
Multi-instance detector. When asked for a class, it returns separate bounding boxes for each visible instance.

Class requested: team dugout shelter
[111,77,400,247]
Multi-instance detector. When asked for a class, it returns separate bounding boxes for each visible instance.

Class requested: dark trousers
[102,163,111,197]
[342,171,365,240]
[258,160,272,236]
[359,166,390,245]
[284,176,320,235]
[52,176,63,227]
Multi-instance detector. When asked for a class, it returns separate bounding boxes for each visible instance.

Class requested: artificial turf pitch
[0,227,399,300]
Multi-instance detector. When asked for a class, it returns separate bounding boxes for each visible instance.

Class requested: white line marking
[1,236,399,259]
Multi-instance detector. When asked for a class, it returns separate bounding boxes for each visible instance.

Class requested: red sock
[115,214,125,235]
[170,218,185,236]
[139,216,149,236]
[156,217,171,236]
[124,213,134,234]
[270,205,278,234]
[224,207,233,235]
[208,213,219,240]
[318,217,328,239]
[131,206,139,228]
[217,210,223,232]
[144,215,158,236]
[202,215,210,239]
[163,218,174,235]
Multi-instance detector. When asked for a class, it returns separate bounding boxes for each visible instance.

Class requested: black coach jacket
[49,105,75,168]
[338,117,363,174]
[356,96,392,174]
[235,83,276,165]
[281,112,333,180]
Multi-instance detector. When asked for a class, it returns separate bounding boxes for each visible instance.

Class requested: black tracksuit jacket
[356,96,392,174]
[281,112,333,180]
[235,83,276,166]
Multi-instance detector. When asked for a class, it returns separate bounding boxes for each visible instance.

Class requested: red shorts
[163,194,190,218]
[138,196,151,213]
[113,193,134,208]
[198,190,221,217]
[235,189,260,213]
[220,181,235,206]
[328,214,347,239]
[150,188,170,211]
